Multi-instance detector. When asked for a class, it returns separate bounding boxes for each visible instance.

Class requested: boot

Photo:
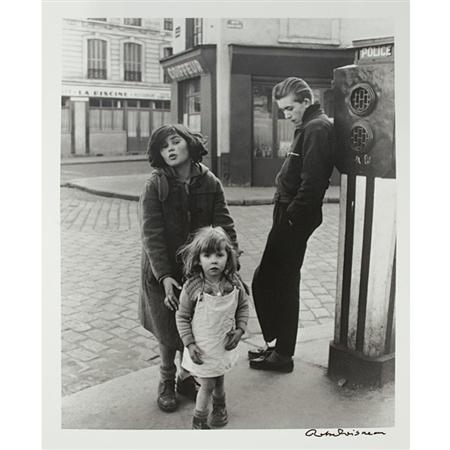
[192,410,210,429]
[157,379,178,412]
[210,395,228,427]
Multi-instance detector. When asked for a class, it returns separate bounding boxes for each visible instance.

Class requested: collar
[296,103,324,131]
[161,162,207,181]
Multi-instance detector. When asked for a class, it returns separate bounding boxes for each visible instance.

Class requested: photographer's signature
[305,428,386,438]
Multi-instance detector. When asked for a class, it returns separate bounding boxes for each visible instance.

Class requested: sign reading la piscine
[62,84,170,100]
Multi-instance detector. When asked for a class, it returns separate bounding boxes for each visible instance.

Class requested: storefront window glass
[253,81,333,159]
[253,83,273,158]
[154,100,170,110]
[180,78,201,132]
[277,107,295,158]
[61,98,71,133]
[89,98,124,131]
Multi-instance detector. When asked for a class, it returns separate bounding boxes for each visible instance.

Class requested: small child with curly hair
[176,226,249,429]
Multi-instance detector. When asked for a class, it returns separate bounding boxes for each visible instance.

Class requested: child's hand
[162,277,181,311]
[187,343,204,364]
[225,328,244,350]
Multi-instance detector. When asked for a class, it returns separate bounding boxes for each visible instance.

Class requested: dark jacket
[274,103,336,226]
[138,162,238,349]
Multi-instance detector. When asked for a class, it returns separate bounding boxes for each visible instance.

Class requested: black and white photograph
[41,1,410,448]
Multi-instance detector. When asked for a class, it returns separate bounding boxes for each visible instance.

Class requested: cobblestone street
[61,187,339,396]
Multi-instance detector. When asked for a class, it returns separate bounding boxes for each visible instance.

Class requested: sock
[194,409,209,420]
[212,394,226,406]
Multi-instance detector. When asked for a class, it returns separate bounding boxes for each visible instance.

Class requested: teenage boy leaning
[250,77,336,373]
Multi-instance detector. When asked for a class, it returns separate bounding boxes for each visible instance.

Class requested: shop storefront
[162,44,354,186]
[161,45,216,171]
[61,83,170,157]
[229,45,354,186]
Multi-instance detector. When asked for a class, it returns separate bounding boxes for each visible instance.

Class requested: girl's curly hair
[177,226,238,279]
[146,124,208,168]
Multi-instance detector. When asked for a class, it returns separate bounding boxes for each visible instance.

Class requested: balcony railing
[87,68,107,79]
[124,70,142,81]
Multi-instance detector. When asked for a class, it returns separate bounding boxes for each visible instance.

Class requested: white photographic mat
[42,1,410,449]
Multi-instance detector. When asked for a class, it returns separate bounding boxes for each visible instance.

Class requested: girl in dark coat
[138,124,239,413]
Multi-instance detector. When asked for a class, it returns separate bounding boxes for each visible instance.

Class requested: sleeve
[175,284,197,347]
[234,279,250,332]
[212,178,239,251]
[139,177,173,282]
[286,123,334,224]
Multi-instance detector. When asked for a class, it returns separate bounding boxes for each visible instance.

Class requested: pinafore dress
[181,287,240,378]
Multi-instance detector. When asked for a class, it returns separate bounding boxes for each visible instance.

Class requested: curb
[63,182,140,202]
[62,182,340,205]
[61,156,147,166]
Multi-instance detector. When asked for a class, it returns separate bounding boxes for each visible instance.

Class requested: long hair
[273,77,314,103]
[177,226,238,279]
[146,123,208,168]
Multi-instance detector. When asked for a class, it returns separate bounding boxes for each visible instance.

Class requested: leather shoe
[157,379,178,412]
[248,346,274,360]
[249,356,294,373]
[192,416,211,430]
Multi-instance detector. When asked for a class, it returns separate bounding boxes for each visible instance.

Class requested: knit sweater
[175,273,250,347]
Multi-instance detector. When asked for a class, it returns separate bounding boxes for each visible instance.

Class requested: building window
[193,18,203,46]
[163,18,173,31]
[253,83,276,158]
[154,100,170,110]
[180,78,201,132]
[253,80,296,158]
[88,18,106,21]
[61,97,71,133]
[163,47,173,58]
[124,43,142,81]
[252,81,332,159]
[186,18,203,49]
[89,98,124,131]
[124,18,141,26]
[162,47,173,83]
[87,39,107,79]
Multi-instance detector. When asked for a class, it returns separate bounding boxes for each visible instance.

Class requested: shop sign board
[356,43,394,63]
[227,19,243,29]
[166,59,204,81]
[61,83,170,100]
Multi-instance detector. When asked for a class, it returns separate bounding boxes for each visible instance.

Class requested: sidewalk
[63,174,340,205]
[62,323,394,430]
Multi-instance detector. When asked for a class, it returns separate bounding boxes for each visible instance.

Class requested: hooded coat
[138,162,238,350]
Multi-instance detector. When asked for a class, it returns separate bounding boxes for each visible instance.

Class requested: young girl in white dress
[176,226,249,429]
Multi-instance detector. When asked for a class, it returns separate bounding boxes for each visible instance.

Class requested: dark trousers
[252,202,321,357]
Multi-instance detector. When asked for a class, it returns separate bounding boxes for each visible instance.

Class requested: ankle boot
[157,379,178,412]
[192,410,210,429]
[210,395,228,427]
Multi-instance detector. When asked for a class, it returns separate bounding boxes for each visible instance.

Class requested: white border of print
[42,1,410,449]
